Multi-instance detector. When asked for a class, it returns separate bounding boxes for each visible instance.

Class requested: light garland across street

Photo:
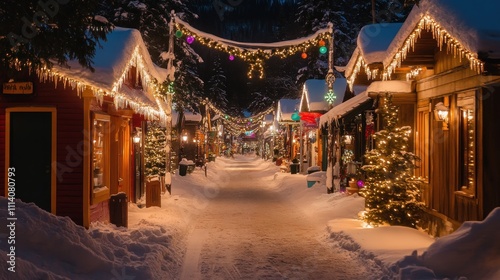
[174,16,332,79]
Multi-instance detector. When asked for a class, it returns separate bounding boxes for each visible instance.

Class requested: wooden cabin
[299,79,347,172]
[1,27,167,228]
[276,98,300,161]
[386,2,500,234]
[338,0,500,236]
[177,111,203,162]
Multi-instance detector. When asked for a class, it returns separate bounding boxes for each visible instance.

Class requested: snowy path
[179,157,385,279]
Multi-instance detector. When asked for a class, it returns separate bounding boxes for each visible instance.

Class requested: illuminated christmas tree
[145,121,167,177]
[360,93,424,228]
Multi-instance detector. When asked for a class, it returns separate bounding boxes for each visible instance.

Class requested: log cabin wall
[0,76,85,225]
[415,50,500,225]
[481,86,500,219]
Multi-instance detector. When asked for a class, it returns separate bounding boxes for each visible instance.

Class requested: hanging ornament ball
[291,110,300,122]
[319,46,328,54]
[186,36,195,44]
[319,39,326,47]
[301,52,308,59]
[357,180,365,188]
[175,30,183,38]
[229,54,235,61]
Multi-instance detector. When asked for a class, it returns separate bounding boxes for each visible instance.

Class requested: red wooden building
[1,27,167,228]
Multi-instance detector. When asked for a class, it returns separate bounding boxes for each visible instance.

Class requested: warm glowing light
[133,135,141,144]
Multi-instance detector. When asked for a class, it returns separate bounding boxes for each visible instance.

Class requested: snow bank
[2,154,498,280]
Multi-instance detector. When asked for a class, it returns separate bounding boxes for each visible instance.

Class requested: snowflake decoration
[325,89,336,105]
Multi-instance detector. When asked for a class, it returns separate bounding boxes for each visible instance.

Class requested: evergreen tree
[360,93,424,228]
[206,57,228,111]
[0,0,112,73]
[97,0,204,113]
[294,0,412,84]
[144,121,167,177]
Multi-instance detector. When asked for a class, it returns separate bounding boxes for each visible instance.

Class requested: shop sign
[3,82,33,94]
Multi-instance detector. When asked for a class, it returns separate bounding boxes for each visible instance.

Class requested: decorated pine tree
[144,121,167,177]
[360,93,424,228]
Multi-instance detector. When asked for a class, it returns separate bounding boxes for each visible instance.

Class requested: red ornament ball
[301,52,308,59]
[319,39,326,47]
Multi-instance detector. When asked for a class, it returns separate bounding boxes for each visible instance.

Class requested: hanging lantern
[291,110,300,122]
[175,30,183,38]
[301,52,307,59]
[319,46,328,54]
[318,39,326,47]
[186,36,195,44]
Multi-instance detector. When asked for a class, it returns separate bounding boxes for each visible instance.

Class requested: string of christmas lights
[36,46,167,121]
[346,14,485,90]
[204,99,274,130]
[174,16,332,78]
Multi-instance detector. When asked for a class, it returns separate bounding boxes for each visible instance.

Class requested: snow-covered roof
[301,79,347,112]
[171,111,179,125]
[184,111,202,123]
[319,91,372,126]
[45,27,168,119]
[366,80,413,94]
[344,23,403,85]
[386,0,500,68]
[211,114,221,122]
[277,98,300,122]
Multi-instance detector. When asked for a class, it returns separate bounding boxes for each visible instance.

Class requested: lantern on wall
[434,101,449,130]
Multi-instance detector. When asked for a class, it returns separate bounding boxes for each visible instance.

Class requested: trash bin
[290,163,300,174]
[179,164,188,176]
[179,158,192,176]
[109,192,128,227]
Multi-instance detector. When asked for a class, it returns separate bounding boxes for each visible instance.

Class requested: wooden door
[6,108,56,213]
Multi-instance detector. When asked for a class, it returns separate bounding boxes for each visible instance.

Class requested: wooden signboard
[3,82,33,94]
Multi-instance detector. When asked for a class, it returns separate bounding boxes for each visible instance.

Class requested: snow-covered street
[179,157,385,279]
[2,154,500,280]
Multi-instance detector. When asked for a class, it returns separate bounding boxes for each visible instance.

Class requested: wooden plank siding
[481,86,500,219]
[415,48,500,225]
[1,76,85,225]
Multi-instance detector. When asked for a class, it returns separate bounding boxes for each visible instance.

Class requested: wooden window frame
[456,92,476,198]
[91,112,110,204]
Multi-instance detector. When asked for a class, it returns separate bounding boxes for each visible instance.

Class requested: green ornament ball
[175,30,183,38]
